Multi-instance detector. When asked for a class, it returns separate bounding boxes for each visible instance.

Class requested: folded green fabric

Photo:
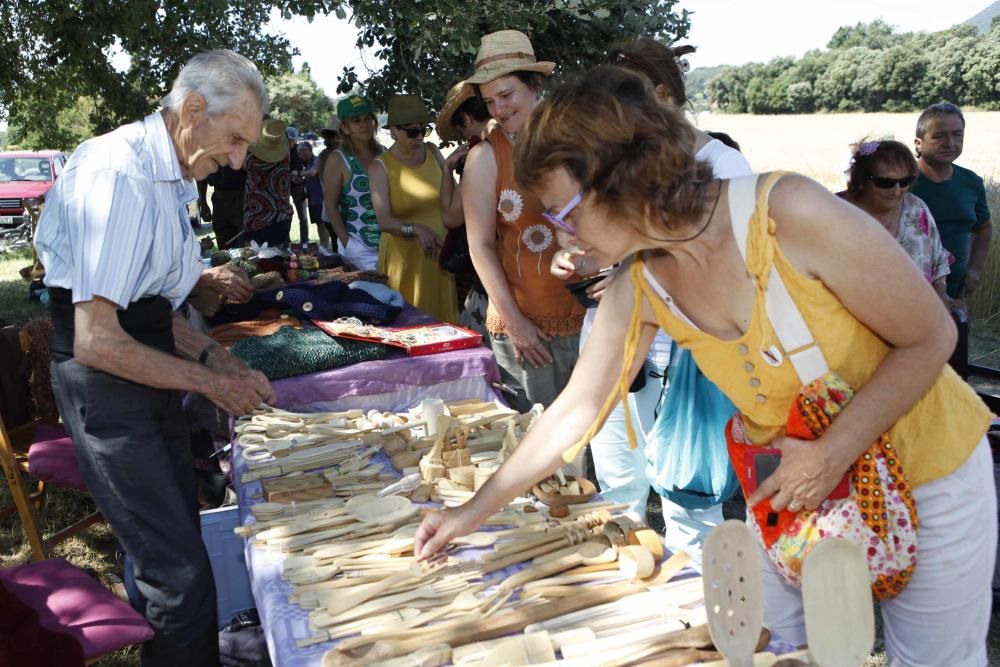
[230,326,386,380]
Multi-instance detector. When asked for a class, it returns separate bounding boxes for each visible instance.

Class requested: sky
[271,0,995,98]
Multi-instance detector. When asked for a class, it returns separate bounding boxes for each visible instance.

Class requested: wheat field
[693,111,1000,188]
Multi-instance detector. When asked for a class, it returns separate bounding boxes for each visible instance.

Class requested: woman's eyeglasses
[869,174,915,190]
[543,192,584,235]
[400,125,432,139]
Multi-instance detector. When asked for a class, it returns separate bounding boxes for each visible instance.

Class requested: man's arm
[73,297,273,415]
[965,220,993,294]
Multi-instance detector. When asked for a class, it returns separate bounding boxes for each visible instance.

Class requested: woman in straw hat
[460,29,585,426]
[244,117,293,247]
[369,94,458,323]
[322,95,384,269]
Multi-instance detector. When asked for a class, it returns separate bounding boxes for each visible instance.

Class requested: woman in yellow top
[415,67,995,665]
[369,95,459,323]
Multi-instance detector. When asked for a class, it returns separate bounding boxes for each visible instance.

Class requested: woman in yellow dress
[369,94,459,323]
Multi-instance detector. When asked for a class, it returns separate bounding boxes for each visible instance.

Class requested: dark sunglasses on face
[400,125,432,139]
[869,174,915,190]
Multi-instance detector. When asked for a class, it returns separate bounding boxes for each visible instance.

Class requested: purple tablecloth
[271,306,500,409]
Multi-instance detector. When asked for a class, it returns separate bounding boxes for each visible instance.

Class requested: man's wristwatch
[199,341,221,366]
[401,223,414,237]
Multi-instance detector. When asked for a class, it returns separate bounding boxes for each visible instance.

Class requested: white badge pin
[760,344,783,367]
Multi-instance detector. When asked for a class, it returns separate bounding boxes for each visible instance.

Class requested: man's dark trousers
[50,359,219,667]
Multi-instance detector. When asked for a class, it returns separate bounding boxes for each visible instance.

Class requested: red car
[0,151,68,227]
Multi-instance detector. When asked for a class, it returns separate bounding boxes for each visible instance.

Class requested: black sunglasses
[400,125,432,139]
[869,174,915,190]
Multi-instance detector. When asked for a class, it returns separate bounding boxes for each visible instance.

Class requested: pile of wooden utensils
[235,399,539,502]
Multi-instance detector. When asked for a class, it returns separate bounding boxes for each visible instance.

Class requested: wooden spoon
[802,538,874,667]
[702,520,763,667]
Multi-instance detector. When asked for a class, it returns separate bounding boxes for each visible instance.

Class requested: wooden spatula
[702,520,763,667]
[802,537,874,667]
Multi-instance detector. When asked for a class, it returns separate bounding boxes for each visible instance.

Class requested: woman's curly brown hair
[514,65,714,236]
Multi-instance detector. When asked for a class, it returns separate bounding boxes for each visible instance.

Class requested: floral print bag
[725,374,918,599]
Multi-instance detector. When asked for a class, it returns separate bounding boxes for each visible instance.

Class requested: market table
[233,372,502,667]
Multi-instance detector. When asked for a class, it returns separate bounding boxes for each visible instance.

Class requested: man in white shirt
[36,50,275,667]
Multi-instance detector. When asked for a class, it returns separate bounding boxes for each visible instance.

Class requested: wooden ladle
[802,538,874,667]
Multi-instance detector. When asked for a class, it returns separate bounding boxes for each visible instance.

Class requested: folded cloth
[0,579,85,667]
[230,326,386,380]
[257,282,402,324]
[208,316,301,349]
[348,281,405,309]
[219,624,269,667]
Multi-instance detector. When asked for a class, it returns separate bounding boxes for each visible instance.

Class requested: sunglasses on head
[869,174,915,190]
[400,125,432,139]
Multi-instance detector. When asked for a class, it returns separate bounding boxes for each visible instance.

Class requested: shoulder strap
[727,174,829,384]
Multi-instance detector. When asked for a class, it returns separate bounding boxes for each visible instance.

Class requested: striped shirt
[35,112,202,310]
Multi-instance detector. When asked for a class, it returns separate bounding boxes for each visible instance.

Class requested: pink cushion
[27,424,87,492]
[0,558,153,659]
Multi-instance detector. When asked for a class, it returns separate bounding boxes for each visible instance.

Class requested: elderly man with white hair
[35,49,276,667]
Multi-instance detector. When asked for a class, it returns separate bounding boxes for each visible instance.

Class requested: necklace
[645,181,723,243]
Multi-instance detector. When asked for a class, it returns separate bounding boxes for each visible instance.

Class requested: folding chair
[0,328,102,560]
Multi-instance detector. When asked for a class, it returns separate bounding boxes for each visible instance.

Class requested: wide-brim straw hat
[465,30,555,86]
[249,119,289,163]
[436,81,475,142]
[384,94,434,128]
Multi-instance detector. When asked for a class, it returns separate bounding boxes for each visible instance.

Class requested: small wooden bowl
[627,527,665,561]
[531,476,597,506]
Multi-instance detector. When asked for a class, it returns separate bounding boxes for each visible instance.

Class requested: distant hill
[964,0,1000,33]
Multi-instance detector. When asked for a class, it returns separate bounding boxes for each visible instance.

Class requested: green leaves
[704,19,1000,114]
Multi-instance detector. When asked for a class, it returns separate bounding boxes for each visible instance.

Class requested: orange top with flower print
[486,127,585,337]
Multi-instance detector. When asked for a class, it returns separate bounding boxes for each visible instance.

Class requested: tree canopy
[266,65,334,133]
[339,0,691,113]
[1,0,690,149]
[0,0,338,148]
[704,20,1000,114]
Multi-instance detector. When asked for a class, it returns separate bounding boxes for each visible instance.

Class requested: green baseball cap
[336,95,376,121]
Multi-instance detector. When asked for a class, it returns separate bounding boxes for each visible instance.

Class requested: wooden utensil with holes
[702,520,763,667]
[803,538,874,667]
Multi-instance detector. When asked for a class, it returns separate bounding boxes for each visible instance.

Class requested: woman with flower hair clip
[840,139,955,310]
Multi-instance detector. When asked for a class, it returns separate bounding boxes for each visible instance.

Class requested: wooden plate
[531,476,597,506]
[344,493,417,525]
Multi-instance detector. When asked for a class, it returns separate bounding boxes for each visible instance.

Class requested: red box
[314,321,483,357]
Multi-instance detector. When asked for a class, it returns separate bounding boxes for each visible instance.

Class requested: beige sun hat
[436,81,476,142]
[465,30,555,86]
[249,119,289,163]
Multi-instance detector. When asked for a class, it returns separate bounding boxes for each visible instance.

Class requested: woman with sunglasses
[416,66,995,665]
[840,139,954,310]
[370,94,458,323]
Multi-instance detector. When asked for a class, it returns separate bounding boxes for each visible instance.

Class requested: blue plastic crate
[200,505,254,626]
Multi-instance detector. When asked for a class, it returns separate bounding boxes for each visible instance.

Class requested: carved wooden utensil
[702,520,763,667]
[802,538,874,667]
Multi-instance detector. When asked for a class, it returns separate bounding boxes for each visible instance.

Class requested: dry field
[693,111,1000,188]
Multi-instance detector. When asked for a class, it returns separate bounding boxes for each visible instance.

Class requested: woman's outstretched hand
[414,505,480,560]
